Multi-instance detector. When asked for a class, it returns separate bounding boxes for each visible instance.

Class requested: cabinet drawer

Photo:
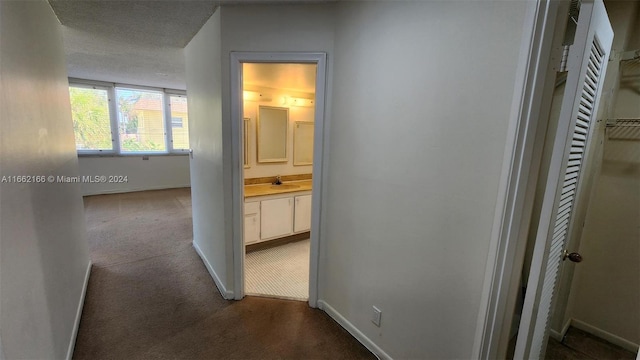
[244,201,260,215]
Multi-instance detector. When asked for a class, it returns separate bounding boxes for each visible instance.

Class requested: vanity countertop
[244,179,313,198]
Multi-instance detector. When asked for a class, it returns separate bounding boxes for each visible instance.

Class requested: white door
[260,197,293,240]
[514,1,613,359]
[294,194,312,233]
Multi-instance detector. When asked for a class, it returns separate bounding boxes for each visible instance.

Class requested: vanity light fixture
[281,96,315,107]
[243,90,272,102]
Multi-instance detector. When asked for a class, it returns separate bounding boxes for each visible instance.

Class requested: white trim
[230,53,243,300]
[571,319,640,353]
[69,78,186,95]
[229,52,328,306]
[549,329,563,342]
[193,241,234,300]
[318,300,391,360]
[164,93,173,153]
[82,185,191,197]
[107,85,120,154]
[473,1,564,358]
[550,318,572,341]
[65,261,92,360]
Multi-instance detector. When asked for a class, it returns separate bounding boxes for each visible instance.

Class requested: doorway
[476,1,623,359]
[230,53,327,306]
[241,62,317,301]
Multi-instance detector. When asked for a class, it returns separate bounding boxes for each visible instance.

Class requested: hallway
[73,188,373,359]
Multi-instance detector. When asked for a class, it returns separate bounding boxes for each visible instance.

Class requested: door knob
[562,250,583,263]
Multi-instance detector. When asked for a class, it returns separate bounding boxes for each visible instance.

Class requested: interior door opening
[240,62,318,302]
[509,1,618,358]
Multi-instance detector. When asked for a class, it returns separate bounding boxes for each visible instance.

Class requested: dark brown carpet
[73,188,374,360]
[545,327,637,360]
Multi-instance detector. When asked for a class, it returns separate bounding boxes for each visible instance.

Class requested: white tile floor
[245,239,310,301]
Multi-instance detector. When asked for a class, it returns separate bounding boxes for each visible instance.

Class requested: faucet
[273,175,283,185]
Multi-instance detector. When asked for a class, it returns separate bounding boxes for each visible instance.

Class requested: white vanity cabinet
[244,201,261,244]
[260,197,294,240]
[293,194,312,233]
[243,190,311,245]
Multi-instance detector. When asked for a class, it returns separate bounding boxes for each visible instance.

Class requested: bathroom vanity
[244,180,312,245]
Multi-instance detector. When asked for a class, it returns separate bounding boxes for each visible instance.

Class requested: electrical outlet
[372,306,382,327]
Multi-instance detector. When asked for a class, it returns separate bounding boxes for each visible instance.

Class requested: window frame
[165,91,190,154]
[69,82,118,156]
[69,78,188,156]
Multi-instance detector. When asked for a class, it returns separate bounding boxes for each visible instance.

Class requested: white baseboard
[82,184,191,197]
[317,300,392,360]
[550,319,572,341]
[192,241,234,300]
[66,261,92,360]
[571,318,639,353]
[549,329,563,341]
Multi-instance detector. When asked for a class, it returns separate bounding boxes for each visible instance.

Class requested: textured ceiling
[49,1,332,90]
[49,0,217,89]
[49,1,217,48]
[244,63,317,94]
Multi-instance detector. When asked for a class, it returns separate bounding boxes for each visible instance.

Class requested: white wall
[185,11,230,296]
[321,2,527,358]
[77,156,190,195]
[243,85,314,179]
[0,1,91,358]
[219,4,336,292]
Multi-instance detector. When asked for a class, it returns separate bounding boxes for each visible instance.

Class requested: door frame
[229,52,328,307]
[472,1,571,358]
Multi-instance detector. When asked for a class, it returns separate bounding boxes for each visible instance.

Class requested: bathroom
[241,63,317,301]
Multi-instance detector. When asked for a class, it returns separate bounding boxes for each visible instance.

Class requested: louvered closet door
[514,1,613,359]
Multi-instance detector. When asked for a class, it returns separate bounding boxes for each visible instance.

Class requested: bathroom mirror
[257,106,288,163]
[293,121,314,166]
[243,118,250,168]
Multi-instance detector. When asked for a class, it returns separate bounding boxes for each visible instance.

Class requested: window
[68,80,189,155]
[69,86,113,151]
[171,117,183,128]
[169,95,189,150]
[116,88,166,153]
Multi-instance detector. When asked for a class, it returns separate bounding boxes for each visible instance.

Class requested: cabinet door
[294,194,312,233]
[244,202,260,244]
[260,197,293,240]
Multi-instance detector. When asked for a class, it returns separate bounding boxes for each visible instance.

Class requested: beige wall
[322,1,527,358]
[566,134,640,348]
[184,10,229,296]
[77,156,190,195]
[0,1,91,358]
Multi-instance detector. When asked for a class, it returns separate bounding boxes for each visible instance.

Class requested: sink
[270,184,300,190]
